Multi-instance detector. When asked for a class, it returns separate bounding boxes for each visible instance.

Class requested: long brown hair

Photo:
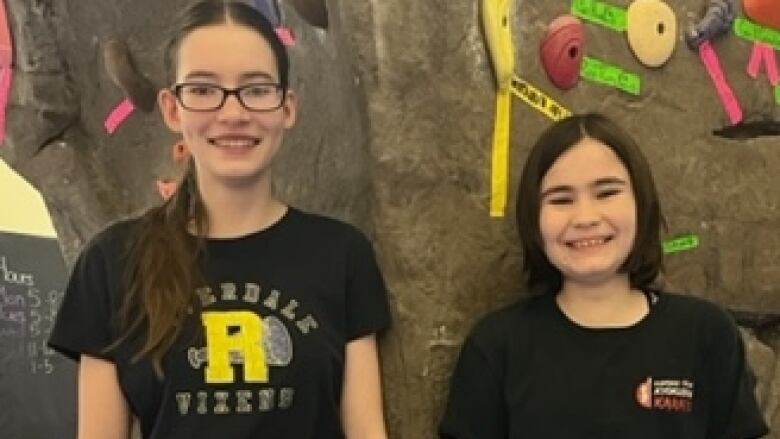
[111,0,290,376]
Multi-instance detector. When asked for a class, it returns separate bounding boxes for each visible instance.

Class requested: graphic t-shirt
[439,291,768,439]
[49,208,391,438]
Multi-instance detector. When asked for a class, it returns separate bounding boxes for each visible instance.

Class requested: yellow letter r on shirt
[202,311,267,383]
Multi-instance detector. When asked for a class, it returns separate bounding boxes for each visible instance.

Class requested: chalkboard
[0,231,76,439]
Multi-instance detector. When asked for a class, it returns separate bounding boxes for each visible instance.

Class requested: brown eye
[597,189,621,199]
[243,84,275,97]
[548,197,573,205]
[185,85,217,96]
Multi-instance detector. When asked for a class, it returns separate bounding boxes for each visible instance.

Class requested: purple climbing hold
[253,0,281,26]
[685,0,736,50]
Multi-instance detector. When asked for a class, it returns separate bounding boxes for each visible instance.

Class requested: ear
[281,90,297,129]
[158,88,182,132]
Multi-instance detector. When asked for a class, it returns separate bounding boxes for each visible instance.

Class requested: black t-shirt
[440,292,768,439]
[48,207,391,439]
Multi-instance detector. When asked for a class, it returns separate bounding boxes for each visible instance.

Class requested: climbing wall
[1,0,780,438]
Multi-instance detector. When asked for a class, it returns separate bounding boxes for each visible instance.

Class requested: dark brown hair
[515,113,665,294]
[163,0,289,89]
[112,0,290,375]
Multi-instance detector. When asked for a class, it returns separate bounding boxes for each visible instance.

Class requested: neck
[196,172,287,238]
[556,275,648,328]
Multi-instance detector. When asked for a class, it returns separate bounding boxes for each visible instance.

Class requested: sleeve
[704,306,769,439]
[344,229,391,340]
[47,231,119,362]
[439,333,507,439]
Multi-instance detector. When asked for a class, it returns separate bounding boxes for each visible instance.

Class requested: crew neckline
[550,289,663,333]
[203,206,296,244]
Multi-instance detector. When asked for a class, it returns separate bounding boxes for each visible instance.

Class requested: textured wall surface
[2,0,780,438]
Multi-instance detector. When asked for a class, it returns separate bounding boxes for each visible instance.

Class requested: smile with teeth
[208,138,261,147]
[566,236,612,249]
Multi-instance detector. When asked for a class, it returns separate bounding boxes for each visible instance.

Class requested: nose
[216,93,250,123]
[571,198,600,228]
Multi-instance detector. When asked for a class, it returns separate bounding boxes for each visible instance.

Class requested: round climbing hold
[744,0,780,31]
[540,15,584,90]
[626,0,677,67]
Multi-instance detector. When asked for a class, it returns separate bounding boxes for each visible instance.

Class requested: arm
[78,354,132,439]
[703,307,768,439]
[439,332,506,439]
[341,334,388,439]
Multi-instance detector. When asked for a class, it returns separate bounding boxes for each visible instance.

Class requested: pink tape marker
[0,66,11,142]
[764,46,779,86]
[699,40,743,125]
[104,98,136,134]
[746,42,779,86]
[0,0,14,145]
[275,27,295,46]
[747,42,764,78]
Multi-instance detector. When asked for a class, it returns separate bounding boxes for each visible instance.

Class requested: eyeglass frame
[170,82,287,112]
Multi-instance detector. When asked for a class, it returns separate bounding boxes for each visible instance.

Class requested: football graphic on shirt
[263,315,293,366]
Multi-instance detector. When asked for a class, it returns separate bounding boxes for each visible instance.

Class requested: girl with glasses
[48,1,391,438]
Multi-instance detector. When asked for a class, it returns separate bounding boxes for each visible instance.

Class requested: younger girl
[49,2,390,438]
[440,113,767,438]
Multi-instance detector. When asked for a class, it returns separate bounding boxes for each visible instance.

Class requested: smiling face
[538,137,637,287]
[158,23,296,188]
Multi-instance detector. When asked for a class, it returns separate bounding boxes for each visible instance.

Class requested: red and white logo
[635,377,653,408]
[635,376,693,413]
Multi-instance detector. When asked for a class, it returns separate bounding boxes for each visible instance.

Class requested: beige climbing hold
[626,0,677,67]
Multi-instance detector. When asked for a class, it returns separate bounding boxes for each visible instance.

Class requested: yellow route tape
[482,0,516,91]
[511,76,572,121]
[490,89,512,217]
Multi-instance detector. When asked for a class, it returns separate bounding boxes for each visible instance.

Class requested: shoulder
[92,217,139,247]
[454,294,551,382]
[287,208,373,245]
[657,291,740,343]
[466,294,551,351]
[75,217,140,264]
[658,291,734,323]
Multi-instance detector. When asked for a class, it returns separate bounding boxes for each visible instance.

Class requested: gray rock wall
[2,0,780,438]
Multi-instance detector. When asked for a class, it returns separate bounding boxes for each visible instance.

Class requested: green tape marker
[571,0,627,32]
[734,17,780,50]
[580,56,641,95]
[663,234,700,254]
[775,85,780,106]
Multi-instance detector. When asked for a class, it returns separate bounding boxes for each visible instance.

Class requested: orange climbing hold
[744,0,780,31]
[172,140,189,163]
[157,179,179,201]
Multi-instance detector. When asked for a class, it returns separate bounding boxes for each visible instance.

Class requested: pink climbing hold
[0,0,14,145]
[275,27,295,46]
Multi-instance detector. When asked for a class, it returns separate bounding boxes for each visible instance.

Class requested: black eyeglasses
[172,83,285,112]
